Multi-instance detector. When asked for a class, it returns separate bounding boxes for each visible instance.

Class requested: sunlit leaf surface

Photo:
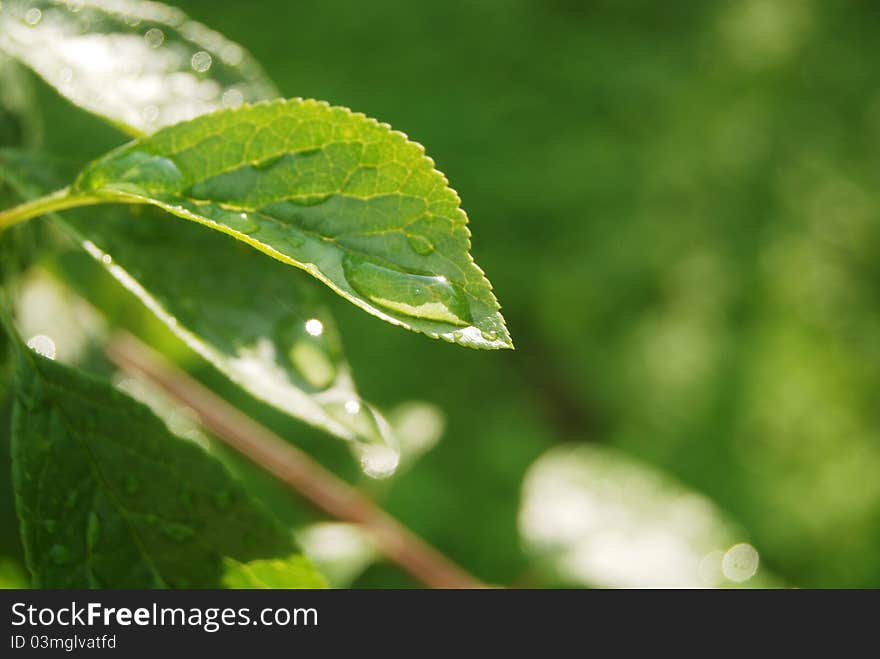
[10,345,319,588]
[0,150,398,460]
[520,445,771,588]
[0,0,276,134]
[74,99,511,349]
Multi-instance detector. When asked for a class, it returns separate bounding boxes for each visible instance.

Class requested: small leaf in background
[388,401,445,467]
[10,344,322,588]
[519,444,774,588]
[74,99,511,349]
[222,555,327,589]
[0,0,276,135]
[0,55,42,148]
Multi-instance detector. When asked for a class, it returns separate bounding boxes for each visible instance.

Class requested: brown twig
[105,333,485,589]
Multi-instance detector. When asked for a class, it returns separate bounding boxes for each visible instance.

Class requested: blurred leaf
[520,444,774,588]
[0,0,276,135]
[0,55,41,148]
[296,522,377,587]
[0,151,398,462]
[222,554,327,588]
[69,207,400,450]
[73,99,511,349]
[10,344,313,588]
[0,351,27,573]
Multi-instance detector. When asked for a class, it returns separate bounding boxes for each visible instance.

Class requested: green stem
[0,187,104,233]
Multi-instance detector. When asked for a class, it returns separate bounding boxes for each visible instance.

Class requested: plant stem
[0,187,104,233]
[106,333,487,590]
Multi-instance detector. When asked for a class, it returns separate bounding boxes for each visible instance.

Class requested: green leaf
[0,55,41,148]
[0,151,397,459]
[74,99,512,349]
[222,555,327,589]
[72,205,398,450]
[10,345,321,588]
[0,0,277,136]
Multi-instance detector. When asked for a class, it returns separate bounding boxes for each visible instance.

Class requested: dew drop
[342,254,472,326]
[144,27,164,48]
[191,50,213,73]
[101,253,112,265]
[24,7,41,25]
[480,329,498,342]
[27,334,56,360]
[359,445,400,479]
[406,233,435,256]
[304,318,324,337]
[327,398,396,452]
[722,543,759,583]
[48,544,70,565]
[142,104,159,124]
[222,88,244,108]
[226,211,259,234]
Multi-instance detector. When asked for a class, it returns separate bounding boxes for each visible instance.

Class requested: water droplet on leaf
[222,210,259,234]
[304,319,323,336]
[26,334,56,360]
[342,254,472,326]
[143,27,164,48]
[191,51,213,73]
[359,445,400,479]
[24,8,42,25]
[142,105,160,124]
[222,88,244,108]
[406,233,435,255]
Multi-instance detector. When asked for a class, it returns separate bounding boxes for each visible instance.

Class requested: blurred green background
[7,0,880,588]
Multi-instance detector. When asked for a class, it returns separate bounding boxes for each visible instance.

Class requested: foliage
[0,0,507,588]
[2,0,879,589]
